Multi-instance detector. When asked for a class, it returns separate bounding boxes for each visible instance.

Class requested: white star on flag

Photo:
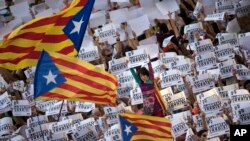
[124,125,132,135]
[70,16,84,34]
[43,70,57,85]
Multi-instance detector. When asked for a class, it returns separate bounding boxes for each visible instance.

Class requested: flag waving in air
[119,113,173,141]
[34,51,118,105]
[0,0,95,70]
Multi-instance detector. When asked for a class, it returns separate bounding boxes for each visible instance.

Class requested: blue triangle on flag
[63,0,95,52]
[119,115,138,141]
[34,51,66,98]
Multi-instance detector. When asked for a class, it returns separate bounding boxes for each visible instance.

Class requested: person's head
[91,108,102,119]
[139,67,150,83]
[102,48,112,61]
[244,80,250,92]
[234,54,244,65]
[197,130,208,141]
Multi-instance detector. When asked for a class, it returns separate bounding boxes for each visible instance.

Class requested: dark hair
[197,130,208,137]
[139,67,149,77]
[235,54,244,65]
[244,80,250,88]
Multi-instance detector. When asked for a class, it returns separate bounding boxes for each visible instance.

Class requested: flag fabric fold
[0,0,95,70]
[34,50,118,105]
[119,113,173,141]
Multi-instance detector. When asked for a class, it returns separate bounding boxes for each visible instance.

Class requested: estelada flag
[0,0,95,70]
[34,50,118,105]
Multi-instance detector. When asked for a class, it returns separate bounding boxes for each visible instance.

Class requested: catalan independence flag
[34,51,118,105]
[0,0,94,70]
[119,113,173,141]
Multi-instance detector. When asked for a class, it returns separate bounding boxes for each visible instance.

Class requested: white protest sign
[195,52,217,71]
[49,119,73,134]
[207,117,229,139]
[45,132,69,141]
[234,64,250,80]
[0,75,7,89]
[12,80,25,92]
[168,91,186,111]
[90,10,107,28]
[226,18,241,33]
[137,43,159,59]
[162,35,174,47]
[126,48,149,68]
[139,35,157,45]
[171,116,188,137]
[193,39,214,55]
[193,1,203,17]
[231,101,250,123]
[200,95,222,115]
[171,59,192,75]
[21,84,35,106]
[192,114,203,132]
[104,107,119,125]
[12,100,31,116]
[200,69,220,82]
[201,0,216,15]
[218,33,238,47]
[109,8,128,27]
[93,0,109,11]
[139,0,158,8]
[238,32,250,38]
[217,59,236,79]
[127,7,144,19]
[25,124,50,141]
[127,15,150,36]
[160,87,173,104]
[72,118,96,133]
[215,1,235,15]
[35,100,58,112]
[0,92,11,113]
[204,12,225,21]
[46,100,68,116]
[238,106,250,125]
[196,88,219,105]
[117,70,135,86]
[189,74,215,93]
[78,43,99,62]
[184,22,203,34]
[243,50,250,63]
[104,124,122,141]
[214,44,235,61]
[150,60,164,78]
[160,52,178,67]
[95,23,117,42]
[111,0,129,2]
[7,135,25,141]
[72,127,98,141]
[235,0,250,18]
[155,0,180,15]
[61,113,83,125]
[185,128,196,141]
[130,86,143,105]
[27,115,49,128]
[228,89,250,104]
[24,67,36,79]
[0,117,14,136]
[239,35,250,50]
[109,57,128,75]
[160,70,183,88]
[75,102,95,113]
[142,6,170,26]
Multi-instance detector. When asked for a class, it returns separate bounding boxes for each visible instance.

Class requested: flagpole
[35,102,46,141]
[57,100,65,122]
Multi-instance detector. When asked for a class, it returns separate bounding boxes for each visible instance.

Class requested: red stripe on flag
[41,34,69,43]
[58,45,75,55]
[0,51,41,64]
[132,123,172,135]
[0,46,35,53]
[42,92,69,99]
[11,32,45,40]
[124,117,172,127]
[135,131,170,138]
[52,57,117,85]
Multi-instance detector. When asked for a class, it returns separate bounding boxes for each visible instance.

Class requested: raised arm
[130,68,142,85]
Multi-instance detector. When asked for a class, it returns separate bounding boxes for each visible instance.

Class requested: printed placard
[184,22,203,34]
[95,23,117,42]
[72,118,96,133]
[200,95,222,115]
[117,70,135,87]
[168,91,186,111]
[160,70,183,88]
[130,87,143,105]
[137,43,159,59]
[214,44,235,61]
[217,59,236,79]
[243,50,250,63]
[185,128,196,141]
[200,69,220,82]
[0,75,7,89]
[192,114,203,132]
[25,124,50,141]
[207,117,229,139]
[49,119,73,134]
[61,113,84,125]
[104,107,119,125]
[45,132,69,141]
[231,102,250,122]
[172,117,188,138]
[75,102,95,113]
[235,1,250,18]
[117,84,133,98]
[126,48,149,68]
[12,100,31,116]
[218,33,238,47]
[171,59,192,75]
[237,106,250,125]
[160,52,178,67]
[109,57,128,75]
[104,124,122,141]
[215,1,235,15]
[12,80,25,92]
[193,39,214,55]
[21,84,35,106]
[234,64,250,80]
[46,101,68,116]
[204,12,225,21]
[195,52,217,71]
[27,115,49,128]
[72,127,98,141]
[150,60,164,78]
[196,88,219,105]
[78,45,99,62]
[189,74,215,93]
[160,87,173,104]
[0,92,11,113]
[193,1,203,17]
[24,67,36,79]
[7,135,26,141]
[0,117,14,136]
[228,89,250,104]
[35,100,58,112]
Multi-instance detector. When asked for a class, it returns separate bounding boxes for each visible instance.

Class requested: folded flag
[0,0,95,70]
[119,113,173,141]
[34,51,118,105]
